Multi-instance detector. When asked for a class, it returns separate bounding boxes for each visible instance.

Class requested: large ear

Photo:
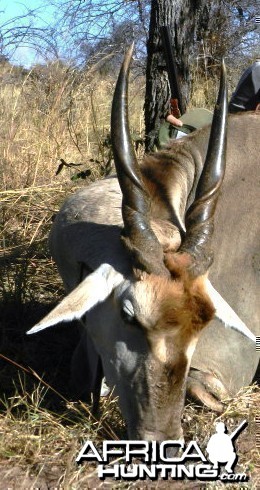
[205,279,256,342]
[27,264,123,334]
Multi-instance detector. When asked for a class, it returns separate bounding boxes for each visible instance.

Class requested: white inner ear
[27,263,123,335]
[206,279,256,343]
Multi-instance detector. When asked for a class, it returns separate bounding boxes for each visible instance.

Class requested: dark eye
[121,308,136,324]
[121,299,139,326]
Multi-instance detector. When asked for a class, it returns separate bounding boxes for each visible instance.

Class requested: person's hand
[166,114,183,127]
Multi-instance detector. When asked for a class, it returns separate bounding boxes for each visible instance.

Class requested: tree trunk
[144,0,213,151]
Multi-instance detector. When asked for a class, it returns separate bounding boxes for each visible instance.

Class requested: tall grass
[0,59,144,190]
[0,58,144,303]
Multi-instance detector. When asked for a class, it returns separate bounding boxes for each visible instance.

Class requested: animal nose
[164,442,184,458]
[141,431,184,457]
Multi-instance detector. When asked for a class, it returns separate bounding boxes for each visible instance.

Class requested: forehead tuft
[132,273,215,333]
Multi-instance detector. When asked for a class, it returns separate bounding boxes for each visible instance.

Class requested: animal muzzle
[140,430,185,458]
[129,426,184,446]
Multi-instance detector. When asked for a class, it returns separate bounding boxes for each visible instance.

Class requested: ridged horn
[180,59,228,276]
[111,43,169,276]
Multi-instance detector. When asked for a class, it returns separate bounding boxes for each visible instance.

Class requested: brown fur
[158,276,215,335]
[134,253,215,339]
[141,152,194,227]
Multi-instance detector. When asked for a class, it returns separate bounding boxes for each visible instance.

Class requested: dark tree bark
[144,0,214,151]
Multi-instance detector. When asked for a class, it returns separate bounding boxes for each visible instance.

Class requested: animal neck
[141,127,210,238]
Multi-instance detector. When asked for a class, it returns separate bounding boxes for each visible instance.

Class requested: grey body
[191,114,259,393]
[50,112,259,407]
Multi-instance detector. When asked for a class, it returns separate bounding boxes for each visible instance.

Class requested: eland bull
[28,45,259,442]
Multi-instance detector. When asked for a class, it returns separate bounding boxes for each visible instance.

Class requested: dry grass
[0,380,124,488]
[0,60,144,191]
[0,378,258,488]
[0,58,259,488]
